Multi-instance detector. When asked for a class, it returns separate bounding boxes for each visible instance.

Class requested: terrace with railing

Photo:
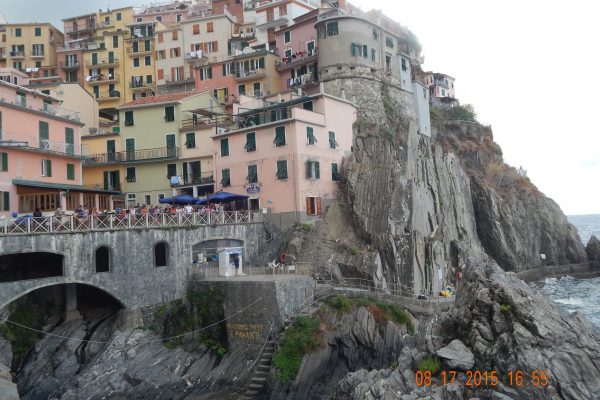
[83,146,179,165]
[170,172,215,187]
[0,131,81,157]
[0,95,80,122]
[0,210,262,236]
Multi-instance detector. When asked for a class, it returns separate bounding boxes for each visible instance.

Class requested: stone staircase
[239,340,277,399]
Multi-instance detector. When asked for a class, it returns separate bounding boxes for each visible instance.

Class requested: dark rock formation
[435,339,474,371]
[587,235,600,262]
[0,361,18,400]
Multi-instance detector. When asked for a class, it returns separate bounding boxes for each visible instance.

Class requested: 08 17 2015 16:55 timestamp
[415,369,549,388]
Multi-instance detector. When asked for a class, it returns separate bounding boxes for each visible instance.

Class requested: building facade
[0,23,64,71]
[214,90,356,224]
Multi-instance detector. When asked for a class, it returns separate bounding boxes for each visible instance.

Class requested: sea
[541,214,600,328]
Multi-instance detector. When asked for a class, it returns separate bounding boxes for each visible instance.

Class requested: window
[35,27,41,36]
[133,58,140,67]
[65,127,74,155]
[351,43,368,58]
[158,193,165,202]
[199,67,212,81]
[145,194,151,205]
[245,132,256,152]
[329,131,338,149]
[144,55,151,66]
[247,165,258,183]
[326,22,338,36]
[67,163,75,180]
[172,31,178,40]
[15,28,21,37]
[284,48,292,58]
[306,197,322,216]
[207,22,214,32]
[123,166,136,183]
[306,161,320,179]
[157,32,164,43]
[373,29,379,40]
[331,163,340,181]
[154,242,168,267]
[193,24,200,35]
[95,247,110,273]
[157,69,165,80]
[221,169,231,186]
[238,84,246,96]
[306,126,317,145]
[284,31,291,44]
[371,49,377,62]
[0,152,7,172]
[220,138,229,156]
[386,36,394,48]
[146,74,153,84]
[156,16,162,22]
[401,57,408,72]
[274,126,286,146]
[1,192,9,211]
[164,106,175,122]
[176,14,182,22]
[39,121,48,148]
[117,12,122,21]
[167,163,177,179]
[276,160,288,180]
[41,159,52,177]
[303,101,313,111]
[127,193,136,204]
[113,35,119,48]
[124,111,134,126]
[222,62,234,76]
[185,132,196,149]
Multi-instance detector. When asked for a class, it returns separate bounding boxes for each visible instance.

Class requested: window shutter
[67,163,75,180]
[183,162,189,181]
[220,138,229,156]
[222,64,226,76]
[305,161,311,179]
[351,43,356,56]
[47,160,52,177]
[259,57,265,69]
[363,45,368,58]
[306,197,312,215]
[2,192,9,211]
[315,162,320,179]
[208,67,212,79]
[1,152,7,171]
[103,171,109,190]
[316,197,322,215]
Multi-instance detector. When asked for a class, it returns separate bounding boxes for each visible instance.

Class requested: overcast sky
[1,0,599,215]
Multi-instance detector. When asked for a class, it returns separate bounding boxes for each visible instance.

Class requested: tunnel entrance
[0,252,63,283]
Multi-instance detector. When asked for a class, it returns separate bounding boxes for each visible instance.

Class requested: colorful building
[156,25,193,94]
[253,0,318,45]
[0,23,64,71]
[115,91,222,205]
[423,72,456,103]
[0,81,116,216]
[214,90,356,225]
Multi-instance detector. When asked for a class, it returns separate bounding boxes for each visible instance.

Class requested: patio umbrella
[197,191,249,205]
[159,193,201,205]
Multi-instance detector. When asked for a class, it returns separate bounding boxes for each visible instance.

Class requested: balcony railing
[0,211,262,236]
[170,172,215,187]
[235,69,266,82]
[1,96,80,122]
[127,44,154,56]
[287,73,317,88]
[180,116,234,130]
[96,91,121,102]
[0,132,81,156]
[276,49,318,71]
[86,73,119,85]
[31,51,45,58]
[64,23,97,35]
[86,58,119,68]
[129,81,154,90]
[59,61,80,70]
[84,147,179,165]
[9,51,25,58]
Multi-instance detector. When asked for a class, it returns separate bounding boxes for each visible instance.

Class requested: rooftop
[118,91,204,109]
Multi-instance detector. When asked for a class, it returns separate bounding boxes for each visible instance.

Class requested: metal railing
[170,173,215,187]
[0,211,262,236]
[83,147,179,164]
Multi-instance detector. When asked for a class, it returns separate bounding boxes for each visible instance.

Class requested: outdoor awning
[159,193,201,205]
[12,179,121,194]
[197,191,249,205]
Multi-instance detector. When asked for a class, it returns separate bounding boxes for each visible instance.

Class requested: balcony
[96,91,121,102]
[0,132,81,157]
[255,13,290,30]
[86,58,119,68]
[286,73,318,89]
[59,61,80,70]
[170,172,215,188]
[31,51,45,59]
[180,115,233,131]
[1,95,80,122]
[127,43,153,57]
[64,23,97,36]
[235,69,266,82]
[83,147,179,165]
[185,51,207,63]
[9,51,25,59]
[86,73,119,85]
[129,81,155,92]
[434,79,449,89]
[165,75,195,85]
[276,49,318,72]
[230,31,256,41]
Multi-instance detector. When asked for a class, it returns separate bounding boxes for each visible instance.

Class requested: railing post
[2,217,6,235]
[193,211,197,225]
[145,212,149,228]
[49,216,54,233]
[178,212,182,226]
[207,212,211,225]
[90,215,95,231]
[235,211,239,223]
[162,212,166,227]
[128,213,132,228]
[27,217,31,233]
[110,214,114,230]
[70,215,74,232]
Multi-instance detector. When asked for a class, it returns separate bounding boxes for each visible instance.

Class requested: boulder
[586,235,600,262]
[435,340,474,371]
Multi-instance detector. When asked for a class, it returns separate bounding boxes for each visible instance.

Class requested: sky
[1,0,599,215]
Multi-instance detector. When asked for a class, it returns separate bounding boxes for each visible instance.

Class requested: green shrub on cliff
[0,300,45,369]
[418,356,441,375]
[274,316,320,381]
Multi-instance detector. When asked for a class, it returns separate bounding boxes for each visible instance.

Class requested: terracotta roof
[119,92,202,108]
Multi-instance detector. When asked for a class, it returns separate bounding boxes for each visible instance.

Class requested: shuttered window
[0,152,7,171]
[221,169,231,186]
[245,132,256,152]
[67,163,75,180]
[331,163,340,181]
[276,160,288,180]
[220,138,229,156]
[247,165,258,183]
[274,126,286,146]
[306,126,317,145]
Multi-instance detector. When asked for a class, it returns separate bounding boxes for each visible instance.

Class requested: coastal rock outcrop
[586,235,600,262]
[435,339,473,371]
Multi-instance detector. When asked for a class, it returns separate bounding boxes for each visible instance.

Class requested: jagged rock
[0,336,12,368]
[586,235,600,262]
[435,339,474,371]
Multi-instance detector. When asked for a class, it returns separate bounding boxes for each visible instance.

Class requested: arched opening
[95,246,110,273]
[0,252,63,283]
[154,242,168,267]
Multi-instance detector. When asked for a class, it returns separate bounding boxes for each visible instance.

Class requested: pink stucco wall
[214,95,356,215]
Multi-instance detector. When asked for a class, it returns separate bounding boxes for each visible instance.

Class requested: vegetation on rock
[418,356,442,375]
[274,316,320,381]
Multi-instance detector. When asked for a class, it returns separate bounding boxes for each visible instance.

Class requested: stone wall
[0,223,265,311]
[515,261,600,282]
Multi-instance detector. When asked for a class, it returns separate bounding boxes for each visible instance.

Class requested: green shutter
[220,138,229,156]
[363,45,368,58]
[208,67,213,79]
[39,121,49,148]
[113,35,119,48]
[259,57,265,69]
[65,128,74,155]
[305,161,311,179]
[275,126,286,146]
[247,165,257,183]
[2,192,9,211]
[307,127,316,145]
[221,169,230,186]
[167,164,176,178]
[114,170,120,190]
[186,132,195,148]
[351,43,356,56]
[47,160,52,177]
[276,160,288,180]
[245,132,256,151]
[103,171,109,190]
[315,162,320,179]
[332,163,339,181]
[329,131,337,148]
[67,163,75,180]
[1,152,7,171]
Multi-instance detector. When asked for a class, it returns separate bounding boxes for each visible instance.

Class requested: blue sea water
[541,214,600,328]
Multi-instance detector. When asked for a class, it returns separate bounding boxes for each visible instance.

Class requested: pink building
[214,90,356,226]
[0,81,117,216]
[273,9,319,92]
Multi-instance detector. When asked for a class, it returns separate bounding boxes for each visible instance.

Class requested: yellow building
[0,23,64,70]
[124,21,163,102]
[116,91,223,206]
